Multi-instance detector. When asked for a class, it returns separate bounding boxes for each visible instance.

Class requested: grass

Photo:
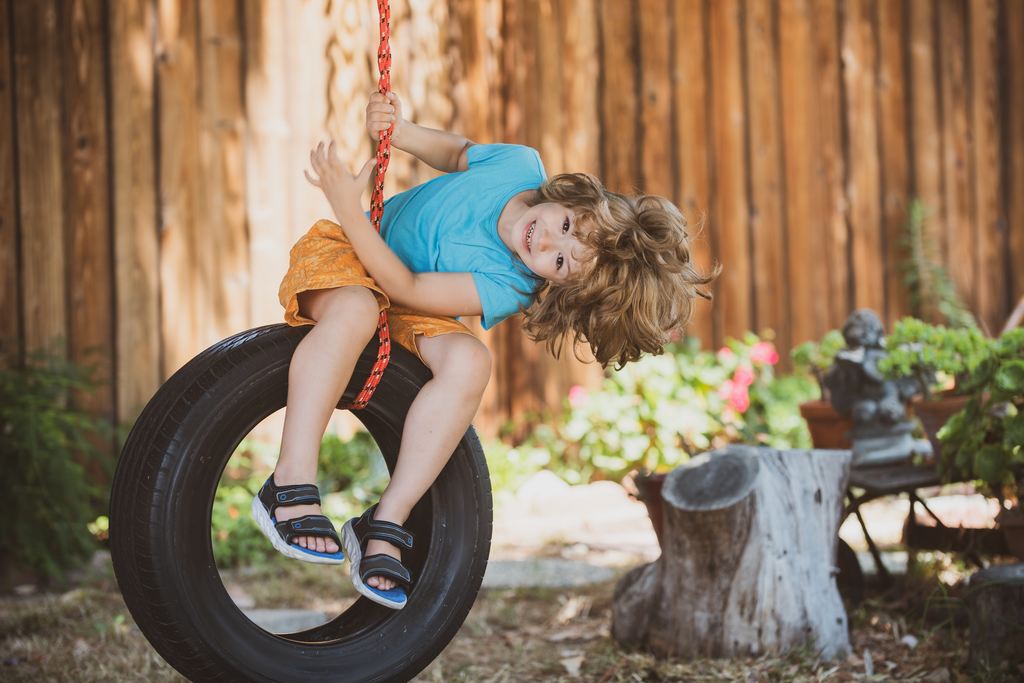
[0,548,1016,682]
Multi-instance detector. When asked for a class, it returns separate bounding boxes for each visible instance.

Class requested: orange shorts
[278,219,476,364]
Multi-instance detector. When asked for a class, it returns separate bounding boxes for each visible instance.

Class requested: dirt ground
[0,478,1018,682]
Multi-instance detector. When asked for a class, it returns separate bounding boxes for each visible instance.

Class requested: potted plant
[937,328,1024,558]
[791,330,853,449]
[879,317,991,455]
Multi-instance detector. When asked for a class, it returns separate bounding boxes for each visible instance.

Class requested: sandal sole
[249,495,346,565]
[341,519,408,609]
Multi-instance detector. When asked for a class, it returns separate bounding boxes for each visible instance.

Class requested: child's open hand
[365,90,404,142]
[304,140,376,220]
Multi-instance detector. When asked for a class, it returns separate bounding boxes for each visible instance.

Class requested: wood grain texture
[637,0,674,198]
[875,0,910,326]
[0,0,19,363]
[778,0,828,345]
[157,0,204,376]
[812,0,849,333]
[937,0,974,315]
[841,0,883,314]
[12,0,66,355]
[908,0,945,270]
[708,0,750,340]
[199,1,248,340]
[63,0,115,478]
[110,0,160,423]
[599,0,638,193]
[969,0,1007,333]
[243,0,292,327]
[1006,0,1024,305]
[744,0,788,352]
[673,0,716,348]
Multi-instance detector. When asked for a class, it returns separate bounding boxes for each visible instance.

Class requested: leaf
[994,360,1024,395]
[974,445,1010,487]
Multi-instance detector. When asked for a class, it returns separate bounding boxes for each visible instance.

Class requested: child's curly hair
[520,173,720,370]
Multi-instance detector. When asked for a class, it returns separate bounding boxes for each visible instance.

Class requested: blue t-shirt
[363,143,547,329]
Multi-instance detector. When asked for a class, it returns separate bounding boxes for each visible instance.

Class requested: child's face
[515,202,589,283]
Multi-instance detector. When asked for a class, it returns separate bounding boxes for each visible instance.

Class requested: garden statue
[823,309,932,466]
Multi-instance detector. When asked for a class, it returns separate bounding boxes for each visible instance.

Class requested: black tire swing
[109,327,492,682]
[109,4,492,681]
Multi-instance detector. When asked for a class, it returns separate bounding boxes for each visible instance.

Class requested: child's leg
[274,285,381,553]
[365,332,492,589]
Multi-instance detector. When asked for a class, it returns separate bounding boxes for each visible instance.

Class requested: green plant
[938,328,1024,502]
[790,329,845,399]
[211,431,390,568]
[878,317,991,398]
[900,199,977,329]
[0,340,114,582]
[502,332,817,483]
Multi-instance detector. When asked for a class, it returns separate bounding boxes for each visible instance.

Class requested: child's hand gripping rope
[365,90,404,141]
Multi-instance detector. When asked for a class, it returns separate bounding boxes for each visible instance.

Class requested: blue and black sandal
[341,504,414,610]
[250,472,346,565]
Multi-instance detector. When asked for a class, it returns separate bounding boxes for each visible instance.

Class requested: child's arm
[367,91,474,173]
[306,141,483,317]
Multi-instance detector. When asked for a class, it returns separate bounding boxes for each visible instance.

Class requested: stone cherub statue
[824,309,932,466]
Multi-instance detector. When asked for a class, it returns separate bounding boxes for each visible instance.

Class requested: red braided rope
[343,0,393,411]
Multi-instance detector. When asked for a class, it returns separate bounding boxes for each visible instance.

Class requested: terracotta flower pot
[799,400,854,449]
[911,392,970,457]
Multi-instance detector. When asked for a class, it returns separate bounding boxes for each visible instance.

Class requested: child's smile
[499,192,589,283]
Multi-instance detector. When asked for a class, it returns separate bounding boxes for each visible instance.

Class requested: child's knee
[318,286,381,340]
[441,337,492,392]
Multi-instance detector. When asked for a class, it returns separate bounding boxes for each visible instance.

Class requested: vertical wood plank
[637,0,674,198]
[674,0,715,348]
[110,0,160,423]
[405,0,451,187]
[708,0,750,340]
[12,0,66,355]
[778,0,832,344]
[937,0,974,315]
[537,0,565,174]
[744,0,788,350]
[199,1,248,340]
[64,0,115,474]
[157,0,204,375]
[812,0,849,331]
[969,0,1007,331]
[842,0,883,314]
[908,0,945,267]
[876,0,911,326]
[244,0,293,327]
[1006,0,1024,306]
[0,0,19,363]
[599,0,638,193]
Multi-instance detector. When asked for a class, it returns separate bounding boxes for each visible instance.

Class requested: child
[252,90,718,610]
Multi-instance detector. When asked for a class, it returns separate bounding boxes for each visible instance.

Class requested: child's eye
[562,217,570,233]
[556,255,564,270]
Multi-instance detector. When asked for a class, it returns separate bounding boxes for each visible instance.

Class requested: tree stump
[968,563,1024,673]
[612,445,851,660]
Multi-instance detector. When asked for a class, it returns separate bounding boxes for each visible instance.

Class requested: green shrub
[0,341,114,582]
[211,431,389,568]
[878,317,990,396]
[502,332,817,483]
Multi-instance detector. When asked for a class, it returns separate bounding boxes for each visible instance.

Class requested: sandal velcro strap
[360,554,411,590]
[353,505,414,550]
[258,474,322,518]
[274,514,342,546]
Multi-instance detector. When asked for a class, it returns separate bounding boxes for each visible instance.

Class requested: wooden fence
[2,0,1022,466]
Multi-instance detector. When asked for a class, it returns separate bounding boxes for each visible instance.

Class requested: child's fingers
[327,139,339,164]
[356,158,376,187]
[309,145,324,175]
[303,169,321,187]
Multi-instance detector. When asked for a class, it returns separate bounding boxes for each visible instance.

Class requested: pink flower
[717,346,735,362]
[718,379,734,400]
[750,341,779,366]
[732,365,756,387]
[568,384,587,408]
[729,384,750,413]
